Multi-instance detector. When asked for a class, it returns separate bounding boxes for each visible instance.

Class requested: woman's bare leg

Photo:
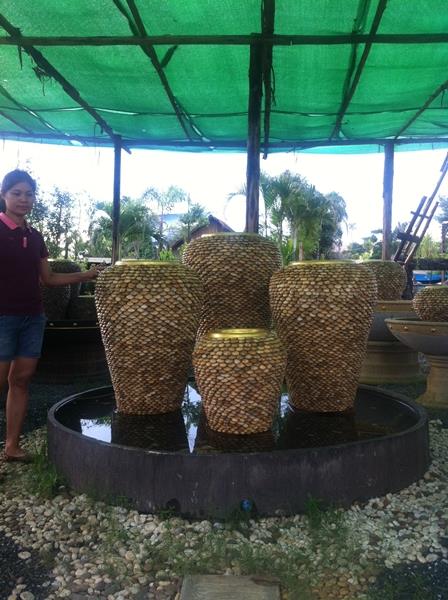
[5,357,39,457]
[0,361,10,391]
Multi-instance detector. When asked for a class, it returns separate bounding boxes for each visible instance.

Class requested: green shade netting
[0,0,447,153]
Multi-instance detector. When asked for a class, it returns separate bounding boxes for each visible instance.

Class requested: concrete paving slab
[180,575,280,600]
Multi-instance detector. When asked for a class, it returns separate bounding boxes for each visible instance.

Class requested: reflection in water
[56,384,394,455]
[111,410,188,452]
[278,408,358,449]
[195,408,275,453]
[80,417,111,443]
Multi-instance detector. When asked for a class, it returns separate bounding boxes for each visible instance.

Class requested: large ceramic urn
[413,286,448,322]
[182,233,281,338]
[42,259,82,320]
[360,260,406,300]
[270,261,377,412]
[193,328,286,434]
[95,260,202,414]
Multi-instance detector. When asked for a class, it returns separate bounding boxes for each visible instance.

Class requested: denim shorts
[0,314,47,361]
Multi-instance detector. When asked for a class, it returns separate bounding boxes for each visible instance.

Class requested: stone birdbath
[385,318,448,408]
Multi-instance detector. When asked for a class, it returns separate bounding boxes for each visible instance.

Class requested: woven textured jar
[193,328,286,434]
[360,260,406,300]
[270,261,377,412]
[413,286,448,321]
[182,233,281,337]
[95,260,202,414]
[42,284,71,320]
[50,259,82,301]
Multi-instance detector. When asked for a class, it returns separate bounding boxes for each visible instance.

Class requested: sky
[1,139,447,248]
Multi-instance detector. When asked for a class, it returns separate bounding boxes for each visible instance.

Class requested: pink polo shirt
[0,212,49,315]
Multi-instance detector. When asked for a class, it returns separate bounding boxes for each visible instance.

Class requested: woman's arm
[39,258,100,286]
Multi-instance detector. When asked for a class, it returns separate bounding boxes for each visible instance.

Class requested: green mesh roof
[0,1,447,153]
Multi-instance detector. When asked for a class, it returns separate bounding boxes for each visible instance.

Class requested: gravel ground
[1,378,448,599]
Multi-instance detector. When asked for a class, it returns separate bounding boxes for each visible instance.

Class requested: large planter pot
[50,259,82,301]
[42,284,71,320]
[360,260,406,300]
[182,233,281,337]
[95,261,202,414]
[42,259,83,320]
[270,261,377,412]
[413,286,448,322]
[193,328,286,434]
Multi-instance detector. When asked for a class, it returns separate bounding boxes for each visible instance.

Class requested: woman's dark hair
[0,169,37,211]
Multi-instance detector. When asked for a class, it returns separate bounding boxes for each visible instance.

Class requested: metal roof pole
[245,42,263,233]
[111,135,122,265]
[382,141,394,260]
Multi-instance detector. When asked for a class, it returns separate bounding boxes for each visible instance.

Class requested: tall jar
[413,286,448,322]
[360,260,406,300]
[193,328,286,434]
[270,261,377,412]
[182,233,281,337]
[95,261,202,414]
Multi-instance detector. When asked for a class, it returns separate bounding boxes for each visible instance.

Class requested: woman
[0,169,99,461]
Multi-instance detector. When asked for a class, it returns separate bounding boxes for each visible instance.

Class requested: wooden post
[245,43,263,233]
[111,135,122,265]
[382,141,394,260]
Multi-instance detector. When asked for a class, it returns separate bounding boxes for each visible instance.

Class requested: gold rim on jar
[200,232,260,238]
[207,328,271,339]
[289,260,355,266]
[115,260,177,266]
[375,300,413,311]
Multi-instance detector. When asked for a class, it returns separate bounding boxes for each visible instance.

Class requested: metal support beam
[245,43,263,233]
[382,141,394,260]
[111,135,122,265]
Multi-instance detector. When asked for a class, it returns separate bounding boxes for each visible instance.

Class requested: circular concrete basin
[47,384,429,518]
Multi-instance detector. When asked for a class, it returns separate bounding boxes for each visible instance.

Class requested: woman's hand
[83,265,101,281]
[40,258,106,286]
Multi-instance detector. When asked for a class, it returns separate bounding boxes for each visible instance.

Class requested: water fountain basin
[47,384,429,518]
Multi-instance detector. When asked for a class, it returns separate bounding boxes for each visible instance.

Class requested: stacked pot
[184,233,286,434]
[182,233,281,337]
[95,236,388,442]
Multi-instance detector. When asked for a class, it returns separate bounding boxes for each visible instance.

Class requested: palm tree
[178,202,209,242]
[260,170,304,247]
[230,171,348,262]
[316,192,348,257]
[88,197,158,258]
[141,186,189,254]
